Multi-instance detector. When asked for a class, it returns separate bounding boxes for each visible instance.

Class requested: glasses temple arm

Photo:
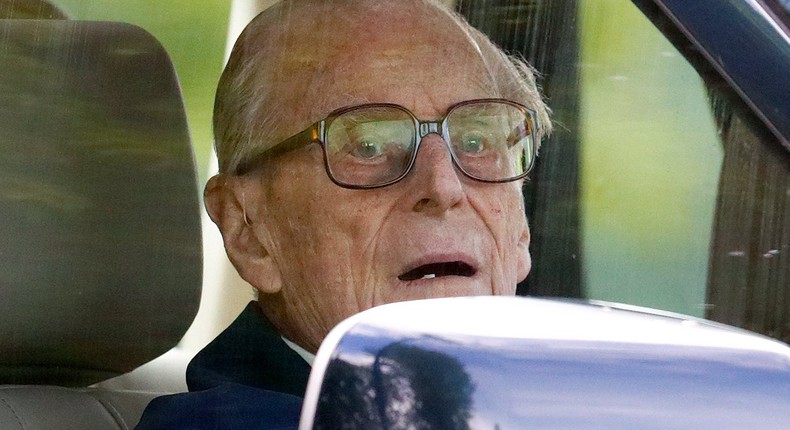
[234,122,322,175]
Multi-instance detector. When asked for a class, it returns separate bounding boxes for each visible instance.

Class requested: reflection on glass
[312,325,790,429]
[373,343,474,430]
[315,337,474,430]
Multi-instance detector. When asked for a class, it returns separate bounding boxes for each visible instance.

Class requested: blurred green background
[55,0,230,183]
[578,0,723,316]
[49,0,725,317]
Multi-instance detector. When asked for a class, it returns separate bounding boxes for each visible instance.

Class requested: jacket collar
[186,302,312,397]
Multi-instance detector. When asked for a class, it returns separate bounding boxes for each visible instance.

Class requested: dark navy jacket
[135,302,312,429]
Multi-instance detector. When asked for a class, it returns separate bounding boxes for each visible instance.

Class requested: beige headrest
[0,20,202,386]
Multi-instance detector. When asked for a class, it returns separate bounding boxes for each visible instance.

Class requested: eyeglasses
[235,98,538,189]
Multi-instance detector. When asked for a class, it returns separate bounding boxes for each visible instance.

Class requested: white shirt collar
[282,336,315,366]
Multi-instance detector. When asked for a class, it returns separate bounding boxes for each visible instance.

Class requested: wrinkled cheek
[518,249,532,284]
[495,245,525,295]
[498,195,528,246]
[497,191,530,289]
[495,281,518,296]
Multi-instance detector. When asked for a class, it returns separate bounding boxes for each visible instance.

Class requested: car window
[4,0,786,348]
[578,0,723,318]
[459,0,788,344]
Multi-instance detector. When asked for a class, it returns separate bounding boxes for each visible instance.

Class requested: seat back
[1,386,155,430]
[0,19,202,428]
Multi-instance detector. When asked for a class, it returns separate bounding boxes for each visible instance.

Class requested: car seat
[0,19,202,429]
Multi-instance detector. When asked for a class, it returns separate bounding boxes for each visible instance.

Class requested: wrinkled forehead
[251,0,496,125]
[264,1,486,64]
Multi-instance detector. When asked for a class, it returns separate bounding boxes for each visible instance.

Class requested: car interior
[0,18,202,428]
[1,0,788,428]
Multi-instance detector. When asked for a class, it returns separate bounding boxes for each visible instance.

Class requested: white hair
[213,0,552,174]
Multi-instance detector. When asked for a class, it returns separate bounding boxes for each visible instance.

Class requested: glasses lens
[325,106,415,187]
[446,101,535,181]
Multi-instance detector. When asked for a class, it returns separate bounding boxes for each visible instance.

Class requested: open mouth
[398,261,477,281]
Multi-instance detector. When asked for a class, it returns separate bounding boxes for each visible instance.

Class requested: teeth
[399,262,476,282]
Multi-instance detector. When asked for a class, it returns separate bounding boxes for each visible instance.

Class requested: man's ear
[516,222,532,282]
[204,175,283,294]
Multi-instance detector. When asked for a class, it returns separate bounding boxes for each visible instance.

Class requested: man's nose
[406,133,465,214]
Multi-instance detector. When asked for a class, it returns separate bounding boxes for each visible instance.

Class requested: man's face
[219,5,531,352]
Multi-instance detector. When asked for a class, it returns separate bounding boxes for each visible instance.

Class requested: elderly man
[137,0,549,428]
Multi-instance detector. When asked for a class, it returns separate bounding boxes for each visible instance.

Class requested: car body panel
[302,297,790,429]
[651,0,790,148]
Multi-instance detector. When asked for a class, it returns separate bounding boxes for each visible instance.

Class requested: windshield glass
[2,0,788,373]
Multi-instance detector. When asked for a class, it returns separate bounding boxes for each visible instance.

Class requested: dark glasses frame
[235,98,539,189]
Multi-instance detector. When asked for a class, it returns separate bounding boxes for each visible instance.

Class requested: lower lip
[398,274,476,284]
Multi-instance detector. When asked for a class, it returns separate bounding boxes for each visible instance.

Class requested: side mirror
[300,296,790,429]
